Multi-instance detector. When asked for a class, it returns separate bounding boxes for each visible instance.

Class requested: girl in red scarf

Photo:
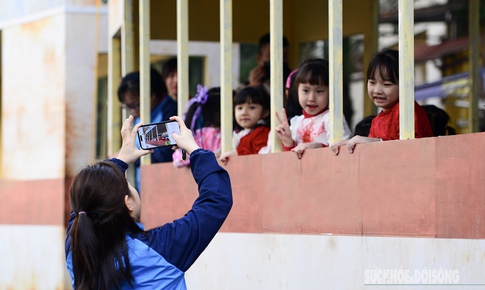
[331,49,433,155]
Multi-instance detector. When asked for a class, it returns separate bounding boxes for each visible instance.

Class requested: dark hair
[162,57,177,81]
[294,58,330,87]
[366,49,399,84]
[421,105,456,136]
[69,161,143,290]
[117,68,167,103]
[233,86,270,130]
[184,87,224,131]
[354,115,376,137]
[258,33,289,54]
[284,69,303,122]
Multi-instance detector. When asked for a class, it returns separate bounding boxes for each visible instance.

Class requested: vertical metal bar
[121,0,136,183]
[91,0,102,161]
[122,0,135,77]
[469,0,479,133]
[363,0,380,117]
[0,30,2,176]
[108,36,122,156]
[270,0,283,152]
[139,0,151,165]
[328,0,344,143]
[177,0,189,117]
[398,0,414,140]
[220,0,233,154]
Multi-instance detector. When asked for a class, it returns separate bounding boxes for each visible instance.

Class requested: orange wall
[141,133,485,240]
[0,179,65,225]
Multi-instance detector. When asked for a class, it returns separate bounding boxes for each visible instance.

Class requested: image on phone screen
[137,120,180,150]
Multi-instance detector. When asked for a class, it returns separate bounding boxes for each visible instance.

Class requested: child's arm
[331,136,381,155]
[218,149,237,165]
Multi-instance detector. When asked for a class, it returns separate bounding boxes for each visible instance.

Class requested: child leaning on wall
[275,58,352,159]
[218,86,271,165]
[173,85,226,167]
[330,49,433,155]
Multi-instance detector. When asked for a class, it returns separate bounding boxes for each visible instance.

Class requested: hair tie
[186,84,209,131]
[286,69,299,89]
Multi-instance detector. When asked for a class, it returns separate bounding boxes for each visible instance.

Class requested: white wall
[2,14,66,179]
[186,233,485,290]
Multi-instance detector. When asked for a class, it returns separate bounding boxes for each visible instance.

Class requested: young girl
[173,85,224,167]
[218,86,271,164]
[331,49,433,155]
[275,58,352,159]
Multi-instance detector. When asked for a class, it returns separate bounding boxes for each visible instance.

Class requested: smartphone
[137,120,181,150]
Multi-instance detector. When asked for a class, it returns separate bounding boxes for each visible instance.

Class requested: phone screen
[137,120,181,150]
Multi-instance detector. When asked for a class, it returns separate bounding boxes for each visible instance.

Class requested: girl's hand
[218,150,236,165]
[345,136,380,153]
[275,108,293,147]
[117,115,153,164]
[290,142,322,159]
[170,116,200,155]
[330,139,349,156]
[331,136,380,155]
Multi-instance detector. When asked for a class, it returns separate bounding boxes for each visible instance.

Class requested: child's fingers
[331,145,339,156]
[275,109,289,125]
[291,147,304,159]
[275,112,284,124]
[280,108,288,123]
[219,156,228,165]
[347,142,355,154]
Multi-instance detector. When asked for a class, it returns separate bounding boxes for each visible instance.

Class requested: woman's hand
[170,116,200,155]
[275,108,293,147]
[117,115,153,164]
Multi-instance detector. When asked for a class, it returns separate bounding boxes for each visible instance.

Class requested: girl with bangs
[275,58,352,159]
[331,49,433,155]
[219,86,271,164]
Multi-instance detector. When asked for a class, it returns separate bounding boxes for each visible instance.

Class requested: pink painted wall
[141,133,485,239]
[0,179,65,225]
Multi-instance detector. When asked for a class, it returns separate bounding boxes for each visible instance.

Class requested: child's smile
[305,104,319,112]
